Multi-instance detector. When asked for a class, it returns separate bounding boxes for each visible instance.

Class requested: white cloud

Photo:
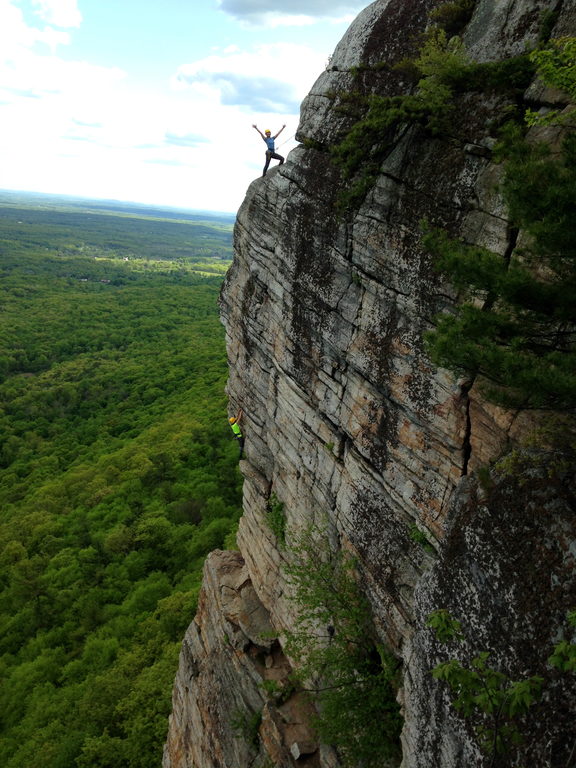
[0,1,123,106]
[0,0,69,56]
[164,132,210,148]
[264,14,320,28]
[3,53,123,100]
[0,1,334,212]
[163,40,323,204]
[0,2,132,201]
[179,71,300,112]
[174,42,326,111]
[31,0,82,28]
[217,0,365,25]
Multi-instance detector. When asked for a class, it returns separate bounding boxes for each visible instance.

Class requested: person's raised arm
[274,124,286,139]
[252,124,265,140]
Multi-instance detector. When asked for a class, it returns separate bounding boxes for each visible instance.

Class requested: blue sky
[0,0,367,213]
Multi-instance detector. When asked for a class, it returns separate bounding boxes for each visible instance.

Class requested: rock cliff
[164,1,576,766]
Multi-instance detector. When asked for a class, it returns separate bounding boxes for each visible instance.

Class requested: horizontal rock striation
[164,1,576,766]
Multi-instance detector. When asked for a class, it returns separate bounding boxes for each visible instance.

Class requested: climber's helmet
[265,130,271,135]
[229,417,236,424]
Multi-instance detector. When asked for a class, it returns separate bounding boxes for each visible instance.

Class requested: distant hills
[0,189,234,263]
[0,189,236,224]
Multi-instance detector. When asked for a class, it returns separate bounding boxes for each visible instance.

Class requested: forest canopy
[0,197,241,768]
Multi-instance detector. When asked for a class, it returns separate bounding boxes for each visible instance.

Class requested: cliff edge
[164,1,576,766]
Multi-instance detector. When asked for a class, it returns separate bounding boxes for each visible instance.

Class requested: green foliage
[260,678,282,697]
[426,609,464,642]
[475,464,494,493]
[351,269,362,286]
[415,28,468,83]
[537,9,560,45]
[331,57,457,180]
[302,137,324,151]
[435,54,534,95]
[330,28,467,200]
[331,25,533,212]
[498,124,576,261]
[433,656,543,756]
[336,173,379,213]
[430,611,576,762]
[283,526,402,767]
[409,524,435,554]
[526,37,576,126]
[266,493,286,546]
[494,418,576,483]
[231,708,262,747]
[423,4,533,95]
[549,640,576,674]
[0,200,241,768]
[428,0,476,36]
[0,192,234,264]
[429,613,544,760]
[423,36,576,410]
[223,519,240,550]
[548,610,576,673]
[424,126,576,410]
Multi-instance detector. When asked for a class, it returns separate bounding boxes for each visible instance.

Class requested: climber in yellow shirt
[228,408,245,459]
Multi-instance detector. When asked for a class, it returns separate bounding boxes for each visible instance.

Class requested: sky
[0,0,368,213]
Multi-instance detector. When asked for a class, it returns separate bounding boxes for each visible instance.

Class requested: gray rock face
[164,1,576,766]
[163,550,318,768]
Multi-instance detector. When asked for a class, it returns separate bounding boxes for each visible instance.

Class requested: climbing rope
[276,133,296,150]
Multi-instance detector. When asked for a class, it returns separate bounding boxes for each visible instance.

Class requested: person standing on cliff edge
[228,408,245,459]
[253,124,285,176]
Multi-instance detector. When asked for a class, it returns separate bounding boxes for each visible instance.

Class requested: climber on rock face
[253,124,286,176]
[228,408,245,459]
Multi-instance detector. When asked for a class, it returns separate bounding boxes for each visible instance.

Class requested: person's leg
[263,151,272,176]
[272,151,284,165]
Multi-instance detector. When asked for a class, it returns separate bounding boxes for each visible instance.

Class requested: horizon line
[0,187,237,218]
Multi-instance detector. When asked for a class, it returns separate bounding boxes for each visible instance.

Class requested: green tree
[0,202,240,767]
[423,36,576,409]
[526,37,576,125]
[424,128,576,409]
[283,526,402,767]
[428,609,576,766]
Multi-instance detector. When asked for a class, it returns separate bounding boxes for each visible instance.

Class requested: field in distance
[0,189,234,273]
